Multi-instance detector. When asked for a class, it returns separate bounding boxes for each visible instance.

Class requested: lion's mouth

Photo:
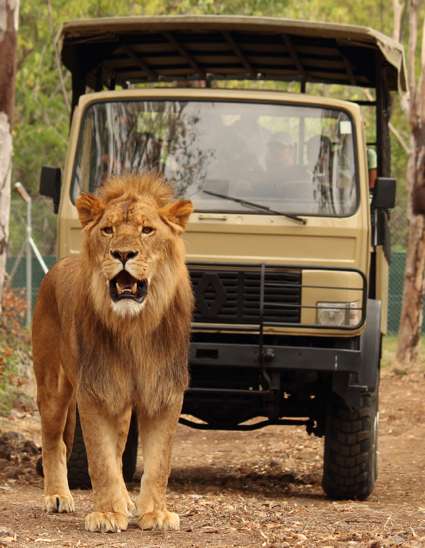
[109,270,148,303]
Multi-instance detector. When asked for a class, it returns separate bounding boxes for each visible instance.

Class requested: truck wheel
[122,412,138,483]
[322,391,378,500]
[67,411,138,489]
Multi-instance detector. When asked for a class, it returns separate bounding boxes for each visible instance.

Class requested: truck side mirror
[371,177,396,209]
[412,186,425,215]
[40,166,61,213]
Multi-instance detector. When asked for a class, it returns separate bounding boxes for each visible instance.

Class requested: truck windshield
[72,100,358,217]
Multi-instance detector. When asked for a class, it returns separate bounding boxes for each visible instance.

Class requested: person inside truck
[264,132,308,198]
[229,109,270,153]
[367,146,378,190]
[266,132,296,171]
[194,106,266,196]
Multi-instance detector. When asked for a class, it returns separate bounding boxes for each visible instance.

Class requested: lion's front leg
[77,396,134,533]
[136,397,182,531]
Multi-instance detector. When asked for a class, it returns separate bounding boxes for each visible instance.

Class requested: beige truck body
[58,88,377,337]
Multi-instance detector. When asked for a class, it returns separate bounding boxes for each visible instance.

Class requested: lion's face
[96,200,164,316]
[75,177,192,318]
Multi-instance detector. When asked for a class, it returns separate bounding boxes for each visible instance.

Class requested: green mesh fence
[388,252,406,334]
[6,256,57,310]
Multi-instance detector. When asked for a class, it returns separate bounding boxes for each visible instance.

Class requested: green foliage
[0,288,31,416]
[10,0,411,255]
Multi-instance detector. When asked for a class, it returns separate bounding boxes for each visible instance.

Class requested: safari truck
[39,16,405,500]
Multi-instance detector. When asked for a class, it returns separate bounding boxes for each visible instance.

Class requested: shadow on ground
[134,465,324,499]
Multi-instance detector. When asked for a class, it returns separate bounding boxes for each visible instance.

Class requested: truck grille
[189,265,301,325]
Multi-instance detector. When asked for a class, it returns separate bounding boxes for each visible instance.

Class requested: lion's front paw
[138,510,180,531]
[85,511,128,533]
[44,493,75,513]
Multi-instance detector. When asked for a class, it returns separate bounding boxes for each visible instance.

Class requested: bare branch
[408,0,418,105]
[392,0,404,42]
[418,13,425,121]
[390,121,412,154]
[46,0,70,111]
[391,1,410,115]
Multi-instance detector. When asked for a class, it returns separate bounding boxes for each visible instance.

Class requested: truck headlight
[317,301,361,327]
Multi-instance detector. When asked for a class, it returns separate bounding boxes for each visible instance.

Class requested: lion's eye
[141,226,154,235]
[101,226,113,235]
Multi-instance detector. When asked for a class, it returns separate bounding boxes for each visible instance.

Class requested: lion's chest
[78,333,179,414]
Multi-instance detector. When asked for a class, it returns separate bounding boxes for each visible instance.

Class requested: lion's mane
[70,174,193,414]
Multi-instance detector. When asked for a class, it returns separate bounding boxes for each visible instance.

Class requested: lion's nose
[110,250,138,265]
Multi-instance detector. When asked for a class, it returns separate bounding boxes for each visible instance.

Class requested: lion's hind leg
[136,398,182,531]
[37,372,75,513]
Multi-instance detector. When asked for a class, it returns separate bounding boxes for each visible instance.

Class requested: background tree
[0,0,19,313]
[396,0,425,365]
[11,0,406,253]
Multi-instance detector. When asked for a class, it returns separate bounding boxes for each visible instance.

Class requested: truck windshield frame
[70,98,360,218]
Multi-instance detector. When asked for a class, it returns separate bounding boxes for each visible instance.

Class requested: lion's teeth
[116,281,137,294]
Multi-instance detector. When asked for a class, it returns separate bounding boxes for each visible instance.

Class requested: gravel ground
[0,365,425,547]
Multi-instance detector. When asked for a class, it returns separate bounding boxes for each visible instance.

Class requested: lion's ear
[76,194,105,228]
[159,200,193,233]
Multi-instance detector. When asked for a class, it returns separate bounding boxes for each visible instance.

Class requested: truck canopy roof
[60,15,406,93]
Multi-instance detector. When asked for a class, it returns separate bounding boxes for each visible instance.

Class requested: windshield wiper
[202,190,306,225]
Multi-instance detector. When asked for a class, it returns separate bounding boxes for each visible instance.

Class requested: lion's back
[35,255,81,313]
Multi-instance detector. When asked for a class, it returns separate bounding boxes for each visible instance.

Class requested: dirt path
[1,367,425,547]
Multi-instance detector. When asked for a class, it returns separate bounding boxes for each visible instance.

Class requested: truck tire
[122,412,138,484]
[67,411,138,489]
[322,391,378,500]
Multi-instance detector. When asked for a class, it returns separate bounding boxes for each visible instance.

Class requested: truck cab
[40,16,405,500]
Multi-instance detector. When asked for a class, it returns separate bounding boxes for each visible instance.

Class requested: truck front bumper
[189,341,361,375]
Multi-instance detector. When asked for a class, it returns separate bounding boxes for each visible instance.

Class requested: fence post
[14,183,32,327]
[14,182,49,328]
[26,191,32,329]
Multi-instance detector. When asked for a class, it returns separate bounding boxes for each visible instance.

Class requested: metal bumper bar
[190,342,361,374]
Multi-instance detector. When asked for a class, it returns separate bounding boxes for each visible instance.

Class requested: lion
[32,173,193,533]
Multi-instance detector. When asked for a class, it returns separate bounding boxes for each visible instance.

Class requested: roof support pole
[376,53,391,177]
[94,65,103,91]
[71,69,85,118]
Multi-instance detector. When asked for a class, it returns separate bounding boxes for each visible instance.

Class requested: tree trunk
[0,0,19,313]
[396,215,425,364]
[397,125,425,364]
[394,0,425,365]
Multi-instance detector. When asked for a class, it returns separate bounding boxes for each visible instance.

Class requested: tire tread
[322,392,377,500]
